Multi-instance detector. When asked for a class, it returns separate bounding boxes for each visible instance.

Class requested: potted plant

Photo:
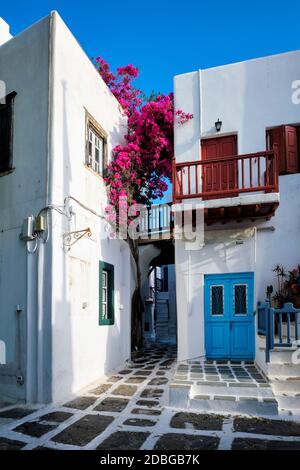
[272,264,288,308]
[284,265,300,308]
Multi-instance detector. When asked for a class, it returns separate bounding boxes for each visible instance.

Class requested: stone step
[156,318,169,324]
[190,381,278,416]
[268,362,300,377]
[156,326,169,332]
[270,376,300,393]
[157,307,169,317]
[191,383,275,400]
[270,348,298,363]
[169,382,278,415]
[189,395,278,416]
[276,394,300,412]
[157,311,169,318]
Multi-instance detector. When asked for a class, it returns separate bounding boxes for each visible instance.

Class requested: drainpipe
[26,12,56,404]
[26,241,38,403]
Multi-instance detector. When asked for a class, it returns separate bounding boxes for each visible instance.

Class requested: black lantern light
[215,119,222,132]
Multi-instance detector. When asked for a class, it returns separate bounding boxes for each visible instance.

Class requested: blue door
[204,273,254,360]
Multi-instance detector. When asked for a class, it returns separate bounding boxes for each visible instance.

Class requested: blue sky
[2,1,300,203]
[2,0,300,97]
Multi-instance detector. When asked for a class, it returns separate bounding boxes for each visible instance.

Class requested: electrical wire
[64,196,106,220]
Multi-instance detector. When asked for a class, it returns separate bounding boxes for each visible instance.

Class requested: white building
[0,12,135,405]
[173,51,300,412]
[1,10,300,416]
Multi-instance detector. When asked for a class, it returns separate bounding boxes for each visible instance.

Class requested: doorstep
[169,360,278,416]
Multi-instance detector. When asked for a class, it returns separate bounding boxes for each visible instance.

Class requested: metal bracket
[63,227,92,252]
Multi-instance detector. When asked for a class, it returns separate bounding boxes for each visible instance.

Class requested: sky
[2,0,300,97]
[2,0,300,203]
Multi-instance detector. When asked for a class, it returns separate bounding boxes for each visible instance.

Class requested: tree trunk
[128,238,143,350]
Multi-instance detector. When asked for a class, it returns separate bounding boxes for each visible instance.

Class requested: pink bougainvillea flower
[95,56,193,227]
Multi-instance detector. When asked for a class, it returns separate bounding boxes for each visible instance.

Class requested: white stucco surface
[49,12,134,403]
[0,16,50,402]
[0,18,12,47]
[0,12,135,404]
[174,51,300,367]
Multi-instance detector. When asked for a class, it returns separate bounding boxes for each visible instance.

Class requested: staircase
[258,335,300,416]
[155,299,170,341]
[169,360,279,416]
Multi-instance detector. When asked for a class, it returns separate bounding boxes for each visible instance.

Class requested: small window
[0,91,17,174]
[99,261,114,325]
[234,284,248,315]
[210,285,224,316]
[86,112,107,176]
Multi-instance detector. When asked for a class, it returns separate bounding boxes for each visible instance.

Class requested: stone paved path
[0,344,300,450]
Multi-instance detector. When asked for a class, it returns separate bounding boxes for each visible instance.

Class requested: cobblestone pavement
[0,344,300,450]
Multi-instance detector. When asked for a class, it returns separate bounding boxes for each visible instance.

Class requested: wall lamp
[215,119,222,132]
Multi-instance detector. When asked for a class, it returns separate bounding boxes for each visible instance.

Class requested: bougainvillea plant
[96,57,192,212]
[96,56,192,348]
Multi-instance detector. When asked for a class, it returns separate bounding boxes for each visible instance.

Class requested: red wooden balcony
[172,146,280,223]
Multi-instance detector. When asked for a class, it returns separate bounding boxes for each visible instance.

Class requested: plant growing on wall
[96,57,192,348]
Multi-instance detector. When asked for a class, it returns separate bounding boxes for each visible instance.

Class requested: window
[267,125,300,175]
[85,112,107,176]
[234,284,248,315]
[210,285,224,316]
[99,261,114,325]
[0,91,17,174]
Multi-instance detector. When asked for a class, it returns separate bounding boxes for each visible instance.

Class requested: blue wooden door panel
[206,322,230,357]
[204,273,254,360]
[231,322,253,358]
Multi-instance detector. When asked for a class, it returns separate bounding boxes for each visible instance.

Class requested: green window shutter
[99,261,115,325]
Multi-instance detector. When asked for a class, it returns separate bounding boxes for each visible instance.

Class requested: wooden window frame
[99,261,114,326]
[0,91,17,175]
[85,110,108,176]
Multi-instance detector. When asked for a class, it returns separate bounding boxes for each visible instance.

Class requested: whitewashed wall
[0,17,50,402]
[174,51,300,366]
[0,11,135,404]
[49,12,134,403]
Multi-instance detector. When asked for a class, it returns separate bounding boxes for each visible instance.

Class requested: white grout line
[217,417,235,450]
[1,346,300,451]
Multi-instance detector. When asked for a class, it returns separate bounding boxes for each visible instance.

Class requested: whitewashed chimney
[0,18,12,46]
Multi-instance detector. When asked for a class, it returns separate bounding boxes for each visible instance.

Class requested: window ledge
[84,163,104,181]
[0,168,15,178]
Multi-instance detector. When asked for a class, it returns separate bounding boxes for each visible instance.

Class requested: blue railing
[257,301,300,362]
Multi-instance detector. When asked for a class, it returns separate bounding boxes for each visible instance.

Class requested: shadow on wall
[103,237,133,376]
[52,79,74,402]
[51,81,132,402]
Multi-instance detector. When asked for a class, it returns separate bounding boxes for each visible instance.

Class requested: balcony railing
[138,203,173,239]
[172,146,279,202]
[257,301,300,362]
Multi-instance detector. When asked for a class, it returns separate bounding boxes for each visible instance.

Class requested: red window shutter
[201,136,237,195]
[284,125,298,174]
[267,126,286,174]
